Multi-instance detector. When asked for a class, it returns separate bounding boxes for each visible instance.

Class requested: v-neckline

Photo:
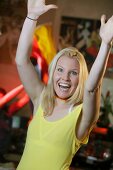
[42,104,74,124]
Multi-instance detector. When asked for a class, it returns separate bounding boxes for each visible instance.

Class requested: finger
[101,14,106,26]
[46,4,58,11]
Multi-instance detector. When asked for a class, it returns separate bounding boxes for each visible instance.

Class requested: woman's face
[53,55,80,100]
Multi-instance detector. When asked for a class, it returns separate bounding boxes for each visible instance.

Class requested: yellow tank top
[17,104,88,170]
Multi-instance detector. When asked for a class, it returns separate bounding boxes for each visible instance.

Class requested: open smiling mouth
[58,83,71,91]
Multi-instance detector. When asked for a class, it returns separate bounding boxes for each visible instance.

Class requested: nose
[62,72,70,81]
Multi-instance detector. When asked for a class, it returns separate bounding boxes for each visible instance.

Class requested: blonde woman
[15,0,113,170]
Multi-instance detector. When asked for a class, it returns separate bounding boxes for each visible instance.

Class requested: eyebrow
[57,65,79,71]
[56,65,63,68]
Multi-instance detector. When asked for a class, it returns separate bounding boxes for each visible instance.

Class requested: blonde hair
[40,47,88,116]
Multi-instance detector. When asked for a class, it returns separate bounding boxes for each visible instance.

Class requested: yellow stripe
[34,23,56,65]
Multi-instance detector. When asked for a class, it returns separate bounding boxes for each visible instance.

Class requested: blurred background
[0,0,113,169]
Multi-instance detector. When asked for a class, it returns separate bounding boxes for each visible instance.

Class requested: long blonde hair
[40,47,88,116]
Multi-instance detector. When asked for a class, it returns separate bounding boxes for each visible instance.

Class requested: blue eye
[57,68,63,72]
[70,71,78,75]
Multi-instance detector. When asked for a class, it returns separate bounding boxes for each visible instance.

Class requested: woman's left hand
[99,15,113,45]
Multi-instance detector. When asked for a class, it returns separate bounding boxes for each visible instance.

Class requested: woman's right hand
[27,0,58,19]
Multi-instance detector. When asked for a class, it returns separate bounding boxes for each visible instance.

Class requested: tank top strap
[68,104,74,113]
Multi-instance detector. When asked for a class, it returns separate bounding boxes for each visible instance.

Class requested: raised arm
[76,15,113,141]
[86,15,113,91]
[15,0,57,108]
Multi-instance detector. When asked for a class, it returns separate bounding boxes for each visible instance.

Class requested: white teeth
[59,83,70,88]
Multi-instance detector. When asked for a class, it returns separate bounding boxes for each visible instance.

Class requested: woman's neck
[54,96,74,114]
[55,96,68,106]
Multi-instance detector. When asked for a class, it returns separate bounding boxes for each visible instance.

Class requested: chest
[28,110,75,148]
[45,105,73,122]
